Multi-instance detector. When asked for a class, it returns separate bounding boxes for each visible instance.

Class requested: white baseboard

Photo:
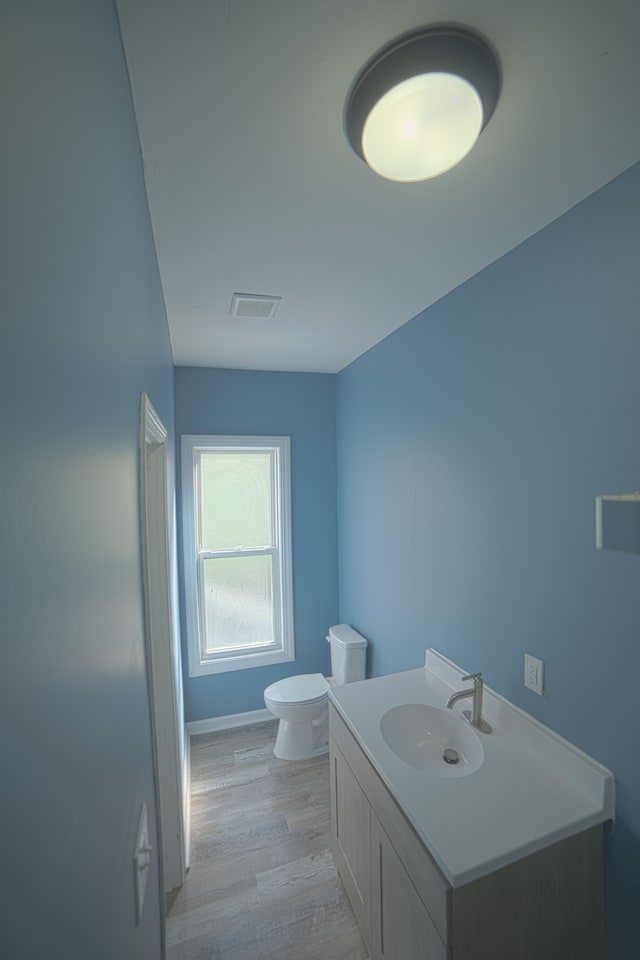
[186,707,272,738]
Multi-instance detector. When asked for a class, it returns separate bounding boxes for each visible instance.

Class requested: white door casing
[139,393,186,902]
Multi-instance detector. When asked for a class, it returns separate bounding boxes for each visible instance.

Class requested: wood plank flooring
[167,720,369,960]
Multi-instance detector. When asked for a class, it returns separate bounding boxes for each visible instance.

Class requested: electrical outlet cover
[524,654,544,696]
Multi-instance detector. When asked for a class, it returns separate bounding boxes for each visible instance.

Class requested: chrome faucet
[446,672,492,733]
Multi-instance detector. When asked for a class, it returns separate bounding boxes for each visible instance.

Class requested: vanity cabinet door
[330,739,372,948]
[371,812,448,960]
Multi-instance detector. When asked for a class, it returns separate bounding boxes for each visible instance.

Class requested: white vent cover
[230,293,282,320]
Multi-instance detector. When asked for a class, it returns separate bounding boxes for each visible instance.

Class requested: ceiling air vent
[230,293,282,320]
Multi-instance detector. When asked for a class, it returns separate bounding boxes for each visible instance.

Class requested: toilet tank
[328,624,367,684]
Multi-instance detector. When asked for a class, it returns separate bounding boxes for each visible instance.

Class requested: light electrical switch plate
[524,654,544,696]
[134,802,153,923]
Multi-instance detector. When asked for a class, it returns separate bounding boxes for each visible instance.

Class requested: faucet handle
[461,672,482,684]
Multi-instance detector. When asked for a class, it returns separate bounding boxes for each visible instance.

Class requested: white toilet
[264,624,367,761]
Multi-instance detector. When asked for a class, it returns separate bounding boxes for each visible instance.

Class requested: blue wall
[174,367,339,721]
[336,161,640,957]
[0,2,174,957]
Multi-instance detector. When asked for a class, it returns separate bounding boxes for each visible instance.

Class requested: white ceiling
[116,0,640,374]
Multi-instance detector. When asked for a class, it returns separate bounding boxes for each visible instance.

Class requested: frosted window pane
[203,555,274,652]
[199,452,272,550]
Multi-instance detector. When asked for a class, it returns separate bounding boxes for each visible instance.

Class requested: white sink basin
[380,703,484,778]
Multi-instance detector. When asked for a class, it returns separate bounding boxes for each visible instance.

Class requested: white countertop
[329,649,615,887]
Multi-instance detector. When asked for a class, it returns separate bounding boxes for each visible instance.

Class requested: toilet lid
[265,673,330,704]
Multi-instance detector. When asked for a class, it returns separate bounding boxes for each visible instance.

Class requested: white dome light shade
[345,27,500,183]
[362,73,484,182]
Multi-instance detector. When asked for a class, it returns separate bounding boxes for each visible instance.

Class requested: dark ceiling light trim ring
[345,25,501,178]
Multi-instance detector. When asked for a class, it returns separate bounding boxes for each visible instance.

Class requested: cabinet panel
[372,813,448,960]
[330,740,371,947]
[330,704,449,942]
[450,826,605,960]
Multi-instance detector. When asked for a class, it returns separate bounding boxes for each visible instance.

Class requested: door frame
[139,393,186,908]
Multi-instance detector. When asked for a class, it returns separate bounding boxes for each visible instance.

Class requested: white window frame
[181,435,294,677]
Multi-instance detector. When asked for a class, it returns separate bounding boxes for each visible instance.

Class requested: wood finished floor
[167,720,369,960]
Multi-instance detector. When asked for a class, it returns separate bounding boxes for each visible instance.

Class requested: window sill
[188,646,295,678]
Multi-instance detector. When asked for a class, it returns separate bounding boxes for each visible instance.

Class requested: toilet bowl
[264,624,367,761]
[264,673,331,761]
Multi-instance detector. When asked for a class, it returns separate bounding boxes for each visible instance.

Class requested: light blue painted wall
[0,2,175,957]
[336,161,640,957]
[174,367,339,721]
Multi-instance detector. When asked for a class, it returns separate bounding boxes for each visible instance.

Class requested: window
[181,435,294,676]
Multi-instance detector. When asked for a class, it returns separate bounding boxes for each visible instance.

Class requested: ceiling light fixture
[345,26,500,183]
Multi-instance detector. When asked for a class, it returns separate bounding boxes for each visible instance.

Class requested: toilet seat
[264,673,329,706]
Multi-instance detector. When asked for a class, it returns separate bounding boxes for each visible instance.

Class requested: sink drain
[443,748,460,765]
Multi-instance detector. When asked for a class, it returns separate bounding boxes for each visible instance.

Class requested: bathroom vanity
[329,651,614,960]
